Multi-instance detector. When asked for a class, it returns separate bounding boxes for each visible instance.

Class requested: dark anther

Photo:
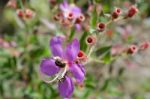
[55,59,66,68]
[58,76,66,83]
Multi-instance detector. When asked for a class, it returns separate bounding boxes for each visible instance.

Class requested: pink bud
[75,14,85,24]
[7,0,17,9]
[77,50,87,62]
[126,5,138,18]
[53,13,63,21]
[49,0,57,5]
[16,9,24,18]
[126,45,138,54]
[139,41,150,50]
[112,8,121,19]
[97,22,106,32]
[25,9,34,19]
[86,35,96,45]
[67,12,74,21]
[78,51,85,58]
[61,19,70,26]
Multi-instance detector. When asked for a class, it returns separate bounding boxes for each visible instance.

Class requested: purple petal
[60,0,69,12]
[70,64,85,83]
[78,64,85,75]
[65,39,80,61]
[75,24,81,31]
[50,36,64,57]
[40,58,60,76]
[58,76,74,98]
[70,5,81,15]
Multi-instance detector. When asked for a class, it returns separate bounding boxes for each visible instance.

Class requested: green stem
[68,28,75,42]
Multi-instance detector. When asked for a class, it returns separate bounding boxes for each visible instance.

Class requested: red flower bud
[75,14,85,24]
[7,0,17,9]
[61,19,70,26]
[126,45,138,54]
[139,41,150,50]
[16,9,24,18]
[53,13,63,21]
[86,35,97,45]
[126,5,138,18]
[111,44,124,55]
[78,51,84,58]
[67,12,74,21]
[49,0,57,5]
[106,29,113,37]
[116,8,121,14]
[112,8,121,19]
[25,9,34,19]
[97,22,106,32]
[77,50,87,62]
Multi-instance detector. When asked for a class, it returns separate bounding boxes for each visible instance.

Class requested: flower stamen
[41,65,68,84]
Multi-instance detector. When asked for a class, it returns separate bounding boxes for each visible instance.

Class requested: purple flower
[60,0,81,19]
[40,36,85,98]
[59,0,85,31]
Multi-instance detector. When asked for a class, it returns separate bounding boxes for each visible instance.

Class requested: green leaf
[0,82,4,96]
[95,0,102,3]
[17,0,24,9]
[98,16,108,23]
[102,51,112,64]
[57,0,63,3]
[118,67,125,77]
[80,32,89,51]
[29,47,45,59]
[95,46,112,56]
[85,82,95,89]
[127,35,133,43]
[68,28,75,42]
[100,79,110,91]
[90,6,98,28]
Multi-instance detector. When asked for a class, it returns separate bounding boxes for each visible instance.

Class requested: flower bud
[97,22,105,32]
[78,51,84,58]
[75,14,85,24]
[16,9,24,18]
[112,8,121,19]
[53,13,63,21]
[126,5,138,18]
[7,0,17,9]
[139,41,150,50]
[77,50,87,62]
[86,35,96,45]
[49,0,57,5]
[25,9,34,19]
[106,29,113,37]
[67,12,74,21]
[61,19,70,26]
[126,45,138,54]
